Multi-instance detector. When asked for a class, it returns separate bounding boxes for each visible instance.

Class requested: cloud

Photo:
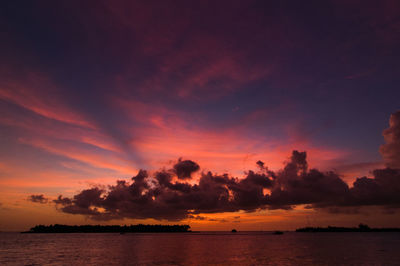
[53,195,72,205]
[267,151,349,209]
[51,162,274,220]
[28,194,48,204]
[46,111,400,220]
[187,215,206,221]
[173,159,200,179]
[187,214,227,222]
[50,156,399,221]
[0,73,95,129]
[346,168,400,207]
[380,111,400,168]
[51,154,400,220]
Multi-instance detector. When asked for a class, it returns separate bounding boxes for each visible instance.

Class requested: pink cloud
[0,72,96,129]
[112,98,349,176]
[18,137,136,175]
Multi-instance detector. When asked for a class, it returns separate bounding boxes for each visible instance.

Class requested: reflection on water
[1,232,400,265]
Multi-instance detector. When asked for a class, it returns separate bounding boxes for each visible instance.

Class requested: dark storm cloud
[28,194,48,204]
[380,111,400,168]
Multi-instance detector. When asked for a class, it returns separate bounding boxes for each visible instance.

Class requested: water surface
[1,232,399,265]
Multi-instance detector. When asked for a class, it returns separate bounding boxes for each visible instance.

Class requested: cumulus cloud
[346,168,400,207]
[267,151,349,209]
[51,152,400,221]
[28,194,49,204]
[51,160,274,220]
[173,159,200,179]
[47,112,400,220]
[380,111,400,168]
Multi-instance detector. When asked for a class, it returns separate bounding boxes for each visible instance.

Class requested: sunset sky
[1,1,400,231]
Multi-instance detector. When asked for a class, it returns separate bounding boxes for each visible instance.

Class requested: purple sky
[1,0,400,230]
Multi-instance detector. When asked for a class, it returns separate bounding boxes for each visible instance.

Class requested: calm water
[1,232,400,265]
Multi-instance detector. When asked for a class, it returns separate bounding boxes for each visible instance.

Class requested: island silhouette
[296,223,400,232]
[22,224,191,233]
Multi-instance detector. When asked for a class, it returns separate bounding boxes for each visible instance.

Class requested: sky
[1,0,400,231]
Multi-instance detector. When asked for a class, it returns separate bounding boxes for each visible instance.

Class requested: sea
[1,232,400,265]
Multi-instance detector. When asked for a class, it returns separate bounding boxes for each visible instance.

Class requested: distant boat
[231,229,237,233]
[273,231,284,235]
